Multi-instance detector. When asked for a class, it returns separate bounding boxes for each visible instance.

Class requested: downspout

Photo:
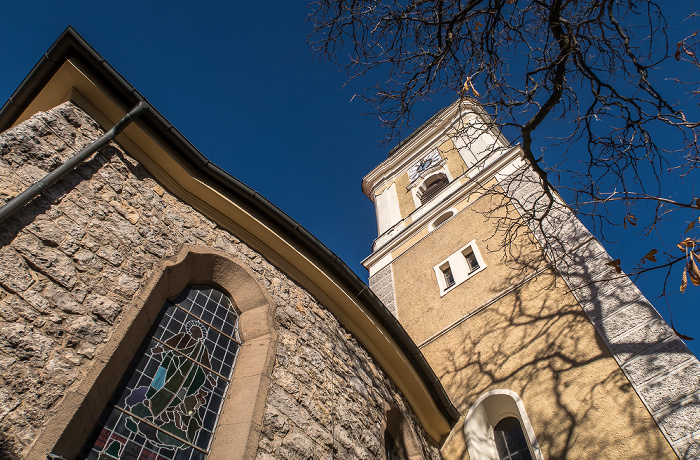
[0,101,150,225]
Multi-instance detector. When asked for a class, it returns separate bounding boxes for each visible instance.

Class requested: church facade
[0,27,698,460]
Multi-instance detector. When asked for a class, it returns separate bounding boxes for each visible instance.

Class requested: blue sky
[1,2,698,356]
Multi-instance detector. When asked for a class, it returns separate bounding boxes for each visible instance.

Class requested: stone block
[66,316,107,344]
[623,338,694,386]
[84,294,122,325]
[0,249,35,292]
[658,394,700,442]
[597,300,659,342]
[0,323,54,365]
[541,211,593,254]
[677,435,700,459]
[42,283,83,315]
[577,280,646,326]
[640,362,700,413]
[12,233,77,290]
[608,318,674,363]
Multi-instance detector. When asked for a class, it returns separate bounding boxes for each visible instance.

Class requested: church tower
[362,99,700,459]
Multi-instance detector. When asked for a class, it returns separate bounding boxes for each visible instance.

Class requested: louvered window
[419,176,449,205]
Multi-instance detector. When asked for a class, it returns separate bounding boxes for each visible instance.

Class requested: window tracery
[80,285,240,460]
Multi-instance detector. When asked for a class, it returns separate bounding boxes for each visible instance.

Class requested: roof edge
[0,26,460,429]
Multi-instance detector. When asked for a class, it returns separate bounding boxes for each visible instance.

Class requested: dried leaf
[676,42,683,61]
[461,78,480,97]
[605,259,622,274]
[672,324,694,341]
[474,21,483,31]
[690,259,700,286]
[643,249,658,263]
[469,80,480,97]
[624,213,637,228]
[681,267,688,293]
[678,238,696,249]
[686,220,696,234]
[696,198,700,208]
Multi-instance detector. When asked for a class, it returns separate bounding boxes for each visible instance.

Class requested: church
[0,27,698,459]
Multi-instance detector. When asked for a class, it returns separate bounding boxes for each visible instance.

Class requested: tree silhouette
[310,0,700,316]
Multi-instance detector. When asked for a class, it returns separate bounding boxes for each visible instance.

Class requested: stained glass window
[79,285,241,460]
[384,432,400,460]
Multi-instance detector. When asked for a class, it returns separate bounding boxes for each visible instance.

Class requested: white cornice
[361,98,509,200]
[362,99,477,200]
[363,145,523,271]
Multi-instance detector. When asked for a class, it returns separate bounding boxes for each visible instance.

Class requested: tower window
[442,264,455,288]
[419,174,449,205]
[433,241,486,296]
[494,417,534,460]
[464,249,480,273]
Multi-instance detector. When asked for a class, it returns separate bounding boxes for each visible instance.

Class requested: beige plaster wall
[391,192,544,345]
[394,165,415,219]
[388,180,494,278]
[390,192,675,459]
[439,139,468,180]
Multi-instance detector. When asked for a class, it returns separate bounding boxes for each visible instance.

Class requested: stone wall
[0,102,439,459]
[259,276,439,459]
[368,264,397,317]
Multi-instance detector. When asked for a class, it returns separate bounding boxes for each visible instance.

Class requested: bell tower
[361,99,700,459]
[362,99,525,343]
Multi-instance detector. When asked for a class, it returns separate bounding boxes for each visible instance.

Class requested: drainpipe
[0,101,150,225]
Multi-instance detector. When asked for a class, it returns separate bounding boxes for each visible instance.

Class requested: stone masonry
[0,102,439,459]
[368,264,397,317]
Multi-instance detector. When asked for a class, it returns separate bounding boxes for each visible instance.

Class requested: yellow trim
[16,60,451,441]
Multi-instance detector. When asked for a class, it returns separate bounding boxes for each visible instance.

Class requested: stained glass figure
[80,286,241,460]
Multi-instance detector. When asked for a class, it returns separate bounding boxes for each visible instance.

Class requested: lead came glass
[80,286,240,460]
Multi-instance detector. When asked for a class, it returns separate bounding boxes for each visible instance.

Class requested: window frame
[35,247,278,460]
[441,263,456,288]
[433,240,486,296]
[79,285,242,459]
[407,163,453,210]
[493,416,534,460]
[463,389,543,460]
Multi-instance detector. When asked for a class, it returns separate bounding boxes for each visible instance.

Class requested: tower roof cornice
[362,98,506,200]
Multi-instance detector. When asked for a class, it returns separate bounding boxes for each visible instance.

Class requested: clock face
[408,150,441,181]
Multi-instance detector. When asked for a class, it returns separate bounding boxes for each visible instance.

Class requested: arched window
[79,285,240,460]
[385,431,401,460]
[419,174,449,205]
[464,390,542,460]
[494,417,533,460]
[383,408,424,460]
